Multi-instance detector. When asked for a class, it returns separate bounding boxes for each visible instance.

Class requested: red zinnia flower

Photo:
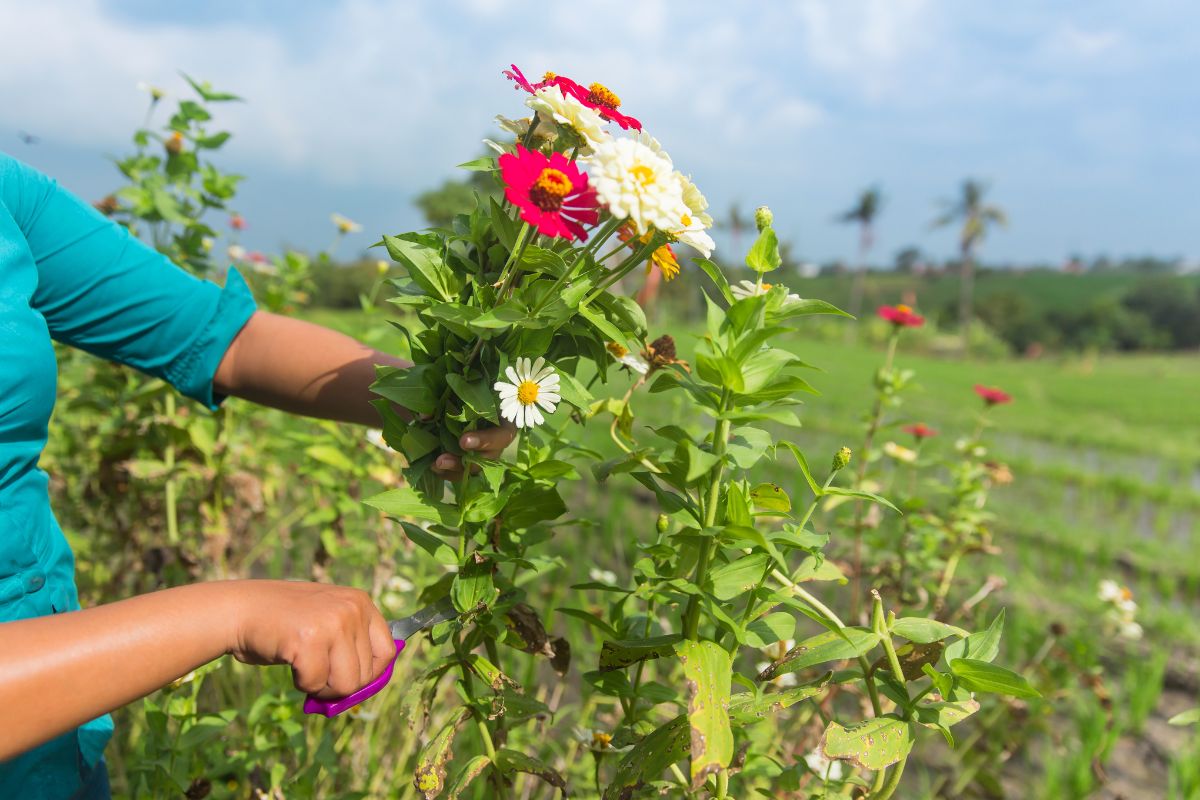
[229,213,247,231]
[499,146,599,241]
[503,65,642,131]
[974,384,1013,406]
[903,423,938,439]
[877,304,925,327]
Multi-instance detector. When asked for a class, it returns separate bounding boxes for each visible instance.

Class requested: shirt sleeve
[1,153,257,410]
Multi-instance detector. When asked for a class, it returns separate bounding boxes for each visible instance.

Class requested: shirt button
[25,573,45,593]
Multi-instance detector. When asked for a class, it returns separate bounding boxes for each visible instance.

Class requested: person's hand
[431,423,517,480]
[227,580,395,699]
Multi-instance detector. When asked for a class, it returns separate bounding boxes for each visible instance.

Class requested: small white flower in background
[588,137,686,236]
[495,357,560,429]
[136,81,166,101]
[589,567,618,585]
[1098,579,1137,614]
[526,86,610,150]
[380,573,416,612]
[331,213,362,235]
[804,748,845,782]
[1098,579,1121,603]
[227,244,247,262]
[730,279,802,306]
[572,727,618,752]
[606,342,649,375]
[1119,619,1144,641]
[883,441,918,464]
[365,428,390,452]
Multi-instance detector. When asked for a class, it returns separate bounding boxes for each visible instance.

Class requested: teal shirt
[0,152,256,797]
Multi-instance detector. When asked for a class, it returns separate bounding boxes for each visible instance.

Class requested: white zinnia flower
[883,441,918,464]
[331,213,362,234]
[804,748,845,781]
[227,244,247,262]
[526,86,609,150]
[588,138,686,236]
[494,357,560,429]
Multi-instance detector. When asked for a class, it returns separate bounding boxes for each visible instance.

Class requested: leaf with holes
[821,715,915,770]
[413,707,470,798]
[603,715,690,800]
[728,672,832,724]
[675,640,734,788]
[757,627,878,681]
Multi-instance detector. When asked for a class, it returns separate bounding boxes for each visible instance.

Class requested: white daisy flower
[605,342,650,375]
[526,86,610,150]
[804,748,845,782]
[494,357,560,429]
[331,213,362,234]
[883,441,918,464]
[588,137,686,236]
[730,279,802,305]
[137,81,166,101]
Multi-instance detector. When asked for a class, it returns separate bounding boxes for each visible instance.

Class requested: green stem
[932,546,965,616]
[581,236,662,308]
[494,222,531,293]
[872,591,910,706]
[872,757,906,800]
[715,770,729,798]
[164,393,179,545]
[683,392,731,640]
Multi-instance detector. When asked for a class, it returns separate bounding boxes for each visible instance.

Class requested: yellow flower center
[681,213,693,227]
[1119,587,1133,602]
[528,168,573,211]
[630,164,655,186]
[896,304,912,314]
[762,282,773,290]
[542,71,557,82]
[592,731,613,749]
[586,82,621,109]
[606,342,629,358]
[516,380,540,405]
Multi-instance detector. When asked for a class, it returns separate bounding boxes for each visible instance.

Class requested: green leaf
[302,444,355,472]
[413,707,470,798]
[750,483,791,513]
[744,612,797,649]
[949,658,1041,699]
[746,228,781,273]
[695,353,744,393]
[502,485,567,528]
[739,348,797,394]
[555,607,620,639]
[384,234,458,302]
[757,628,879,681]
[726,427,773,471]
[728,672,832,724]
[776,441,822,496]
[945,608,1005,663]
[456,156,497,172]
[373,364,437,417]
[681,440,721,484]
[555,368,595,411]
[822,486,901,514]
[494,749,567,793]
[181,73,242,102]
[694,259,734,303]
[675,640,734,788]
[915,698,980,729]
[365,487,458,526]
[891,618,969,644]
[445,374,498,422]
[772,298,853,319]
[578,304,629,349]
[599,635,683,672]
[400,522,458,566]
[790,556,847,584]
[1168,708,1200,726]
[603,716,690,800]
[451,553,495,614]
[709,553,771,601]
[821,716,914,770]
[444,755,491,799]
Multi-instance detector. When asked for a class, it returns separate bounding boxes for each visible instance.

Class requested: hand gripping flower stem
[683,389,732,641]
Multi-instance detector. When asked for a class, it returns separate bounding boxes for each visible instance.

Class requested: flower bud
[754,205,773,232]
[656,513,669,533]
[165,131,184,156]
[832,446,852,472]
[376,259,390,275]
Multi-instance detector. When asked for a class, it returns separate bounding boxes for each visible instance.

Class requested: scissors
[302,595,461,718]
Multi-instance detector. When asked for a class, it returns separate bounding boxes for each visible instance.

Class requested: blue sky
[1,0,1196,265]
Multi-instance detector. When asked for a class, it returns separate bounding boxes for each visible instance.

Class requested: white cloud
[1052,24,1122,59]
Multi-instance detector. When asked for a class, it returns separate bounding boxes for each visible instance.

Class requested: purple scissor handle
[303,595,458,718]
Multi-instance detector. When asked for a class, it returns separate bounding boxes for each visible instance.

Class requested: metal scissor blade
[390,596,459,640]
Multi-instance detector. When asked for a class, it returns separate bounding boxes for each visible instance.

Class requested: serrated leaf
[821,716,914,770]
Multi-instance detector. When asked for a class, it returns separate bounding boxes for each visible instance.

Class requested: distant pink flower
[229,213,247,231]
[878,304,925,328]
[903,423,938,439]
[246,251,268,264]
[974,384,1013,406]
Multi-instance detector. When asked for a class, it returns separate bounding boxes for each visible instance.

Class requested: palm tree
[836,186,883,328]
[932,179,1008,354]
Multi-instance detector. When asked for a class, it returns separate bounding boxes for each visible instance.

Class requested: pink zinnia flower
[503,65,642,131]
[499,146,599,241]
[903,423,938,439]
[229,213,247,231]
[878,304,925,328]
[246,251,268,265]
[974,384,1013,406]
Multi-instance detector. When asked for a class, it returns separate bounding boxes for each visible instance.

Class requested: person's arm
[212,311,515,477]
[0,580,393,761]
